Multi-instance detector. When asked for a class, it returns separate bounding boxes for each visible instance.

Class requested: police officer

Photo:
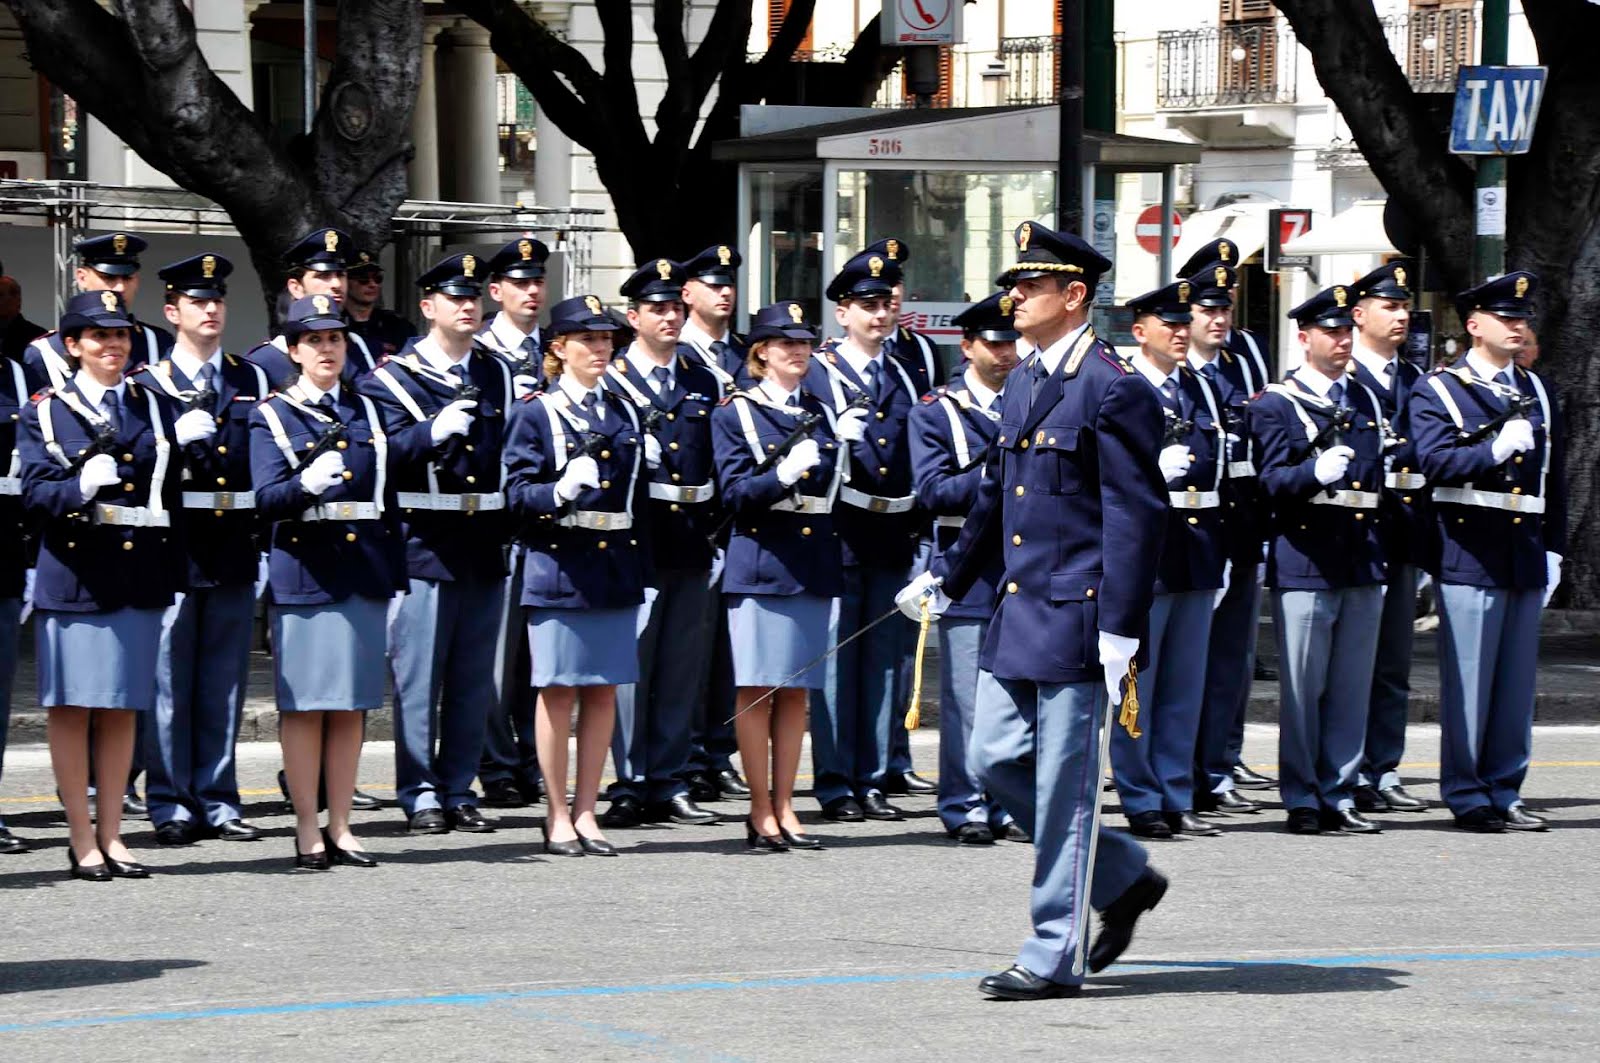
[132,254,269,846]
[345,251,416,361]
[679,243,747,391]
[0,345,29,854]
[908,292,1023,844]
[1252,285,1388,836]
[1410,272,1564,833]
[357,252,512,835]
[1184,260,1273,814]
[25,232,176,393]
[248,227,377,388]
[1347,261,1429,814]
[478,236,548,398]
[1109,281,1229,839]
[806,250,921,823]
[599,258,723,829]
[899,221,1169,1000]
[867,236,945,395]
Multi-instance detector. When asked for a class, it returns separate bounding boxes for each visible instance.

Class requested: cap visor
[691,272,737,286]
[1306,314,1354,329]
[1155,311,1192,324]
[1488,306,1535,319]
[171,286,227,300]
[88,314,135,328]
[432,283,483,297]
[633,291,684,303]
[85,262,138,277]
[777,326,818,340]
[1190,295,1231,308]
[302,261,349,272]
[496,266,546,280]
[976,328,1022,342]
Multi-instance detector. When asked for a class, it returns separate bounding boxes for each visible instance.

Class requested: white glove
[554,455,600,502]
[708,547,726,589]
[1214,559,1232,609]
[1544,551,1563,609]
[1098,631,1140,708]
[643,434,663,470]
[836,407,868,443]
[429,399,477,445]
[19,568,35,624]
[775,438,821,486]
[1491,417,1535,463]
[175,408,218,445]
[1158,444,1191,484]
[1384,452,1396,474]
[1312,445,1355,486]
[254,553,270,601]
[299,451,346,497]
[895,570,951,621]
[77,453,120,501]
[512,374,539,399]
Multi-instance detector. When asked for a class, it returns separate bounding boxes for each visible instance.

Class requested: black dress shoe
[293,842,331,871]
[1214,790,1259,814]
[122,793,148,818]
[1352,785,1387,813]
[821,797,865,822]
[860,793,904,821]
[1127,810,1173,839]
[351,789,384,811]
[406,808,449,835]
[779,826,824,850]
[68,850,112,882]
[1320,808,1382,834]
[323,829,378,867]
[1166,811,1221,837]
[1454,807,1507,833]
[888,771,937,795]
[1379,785,1428,812]
[1088,866,1169,973]
[482,778,528,809]
[978,965,1080,1000]
[1230,764,1276,790]
[100,849,151,879]
[1285,808,1322,834]
[600,795,645,829]
[684,771,720,803]
[154,820,196,846]
[1253,661,1278,682]
[447,805,497,833]
[1501,805,1549,832]
[952,823,996,845]
[714,769,751,798]
[578,834,618,856]
[211,819,263,842]
[541,824,584,857]
[649,794,722,826]
[745,817,790,852]
[995,822,1031,842]
[0,828,28,855]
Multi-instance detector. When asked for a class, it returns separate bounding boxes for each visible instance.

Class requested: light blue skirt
[37,607,165,711]
[728,593,831,688]
[271,596,389,711]
[526,607,639,687]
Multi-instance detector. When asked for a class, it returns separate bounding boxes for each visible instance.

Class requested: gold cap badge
[998,295,1014,316]
[788,302,804,323]
[886,239,901,261]
[1179,282,1191,303]
[717,245,732,266]
[584,294,603,315]
[1515,275,1530,299]
[323,230,339,253]
[112,234,128,255]
[518,239,532,260]
[100,291,118,312]
[202,255,216,279]
[1393,266,1407,291]
[1214,266,1228,289]
[1018,223,1032,252]
[1333,286,1348,308]
[312,294,331,314]
[462,254,476,278]
[1219,240,1232,262]
[359,251,372,265]
[868,256,884,278]
[656,259,672,280]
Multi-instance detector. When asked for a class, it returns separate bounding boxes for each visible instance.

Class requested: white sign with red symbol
[1134,205,1182,255]
[880,0,963,46]
[900,302,972,341]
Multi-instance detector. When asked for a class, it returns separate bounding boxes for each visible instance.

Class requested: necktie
[1198,362,1217,383]
[317,393,337,416]
[581,390,602,424]
[785,393,800,409]
[1381,361,1396,390]
[709,340,727,365]
[651,366,671,396]
[196,362,217,393]
[1029,358,1051,404]
[449,364,469,392]
[1328,381,1345,405]
[519,335,538,364]
[1159,378,1180,413]
[863,360,882,401]
[100,390,120,432]
[1497,369,1515,388]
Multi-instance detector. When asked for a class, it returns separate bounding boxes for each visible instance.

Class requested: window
[1218,0,1279,102]
[1407,0,1475,93]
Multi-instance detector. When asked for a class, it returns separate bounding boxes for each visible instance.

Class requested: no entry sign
[1135,205,1181,255]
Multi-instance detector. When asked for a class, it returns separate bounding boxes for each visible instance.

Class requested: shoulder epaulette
[921,385,949,405]
[31,388,54,402]
[1097,349,1131,374]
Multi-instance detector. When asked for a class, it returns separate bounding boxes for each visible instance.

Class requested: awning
[1171,201,1274,268]
[1281,199,1398,256]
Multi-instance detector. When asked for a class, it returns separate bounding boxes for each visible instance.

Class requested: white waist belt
[935,514,965,529]
[0,476,19,496]
[1432,486,1545,514]
[1385,472,1426,491]
[1226,460,1256,479]
[182,490,255,510]
[1311,489,1380,510]
[93,504,171,528]
[648,481,715,504]
[557,509,633,531]
[1169,490,1221,509]
[301,501,382,522]
[772,495,832,515]
[396,491,505,512]
[839,485,916,514]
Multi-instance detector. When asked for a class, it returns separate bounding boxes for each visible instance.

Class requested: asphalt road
[2,724,1598,1061]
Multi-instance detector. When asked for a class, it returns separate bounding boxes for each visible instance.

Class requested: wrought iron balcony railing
[1156,21,1298,109]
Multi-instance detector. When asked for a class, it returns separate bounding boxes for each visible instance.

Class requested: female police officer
[20,291,184,881]
[251,295,403,870]
[712,302,844,851]
[504,295,648,857]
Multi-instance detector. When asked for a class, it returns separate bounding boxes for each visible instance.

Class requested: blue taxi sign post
[1449,66,1547,155]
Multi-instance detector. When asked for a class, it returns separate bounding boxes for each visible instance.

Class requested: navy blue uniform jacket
[1154,364,1228,595]
[909,376,1003,620]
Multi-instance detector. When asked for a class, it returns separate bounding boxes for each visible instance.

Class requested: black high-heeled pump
[542,823,584,857]
[99,848,151,878]
[778,826,824,851]
[745,818,790,852]
[322,828,377,868]
[577,834,618,857]
[68,849,111,882]
[293,839,331,871]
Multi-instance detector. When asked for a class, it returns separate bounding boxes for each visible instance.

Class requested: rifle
[302,420,349,467]
[1307,403,1355,453]
[1458,392,1537,445]
[1162,408,1194,447]
[182,385,219,416]
[70,421,120,472]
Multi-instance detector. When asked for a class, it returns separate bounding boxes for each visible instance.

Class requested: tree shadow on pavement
[1085,959,1409,997]
[0,958,207,996]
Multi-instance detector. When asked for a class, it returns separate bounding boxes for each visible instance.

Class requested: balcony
[1155,20,1298,144]
[762,37,1064,111]
[996,35,1061,106]
[1382,6,1476,94]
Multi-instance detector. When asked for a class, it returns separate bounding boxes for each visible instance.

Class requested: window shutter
[768,0,814,52]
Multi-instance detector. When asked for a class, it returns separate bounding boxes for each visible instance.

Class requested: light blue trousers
[1112,590,1214,815]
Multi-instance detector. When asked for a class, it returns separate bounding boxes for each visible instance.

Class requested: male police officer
[134,254,269,845]
[600,259,724,828]
[1348,262,1429,814]
[344,251,416,361]
[1410,272,1564,833]
[1252,285,1388,836]
[477,236,548,398]
[359,252,512,835]
[1111,281,1229,839]
[26,232,175,392]
[679,243,747,392]
[899,221,1169,1000]
[867,236,944,396]
[248,228,376,387]
[908,292,1023,844]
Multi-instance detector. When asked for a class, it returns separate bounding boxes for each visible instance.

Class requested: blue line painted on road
[4,947,1599,1035]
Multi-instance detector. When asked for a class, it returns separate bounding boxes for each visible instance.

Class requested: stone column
[436,20,501,204]
[530,0,574,210]
[407,18,445,201]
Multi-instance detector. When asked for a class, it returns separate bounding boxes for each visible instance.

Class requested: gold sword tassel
[904,599,932,730]
[1117,659,1142,739]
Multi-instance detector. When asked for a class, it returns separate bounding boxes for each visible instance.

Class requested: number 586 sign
[881,0,963,45]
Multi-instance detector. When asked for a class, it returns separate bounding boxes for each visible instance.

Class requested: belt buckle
[334,501,356,520]
[216,491,234,510]
[868,497,889,514]
[97,503,116,523]
[462,493,480,514]
[593,513,609,529]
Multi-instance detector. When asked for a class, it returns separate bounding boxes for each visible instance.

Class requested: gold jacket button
[597,540,608,550]
[342,471,354,481]
[877,467,888,476]
[601,450,612,459]
[669,442,680,451]
[346,532,357,542]
[1012,534,1022,545]
[671,473,682,482]
[801,527,813,536]
[336,440,348,450]
[216,477,227,486]
[800,471,810,480]
[1020,439,1029,449]
[669,503,680,512]
[1354,513,1366,521]
[465,444,474,452]
[1006,581,1019,594]
[1086,588,1095,598]
[123,483,135,492]
[217,445,227,455]
[121,453,133,462]
[122,540,134,551]
[876,437,887,446]
[1015,485,1025,496]
[601,480,611,489]
[466,475,476,484]
[1187,516,1199,525]
[1351,481,1361,490]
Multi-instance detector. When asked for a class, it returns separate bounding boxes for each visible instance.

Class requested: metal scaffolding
[0,179,606,318]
